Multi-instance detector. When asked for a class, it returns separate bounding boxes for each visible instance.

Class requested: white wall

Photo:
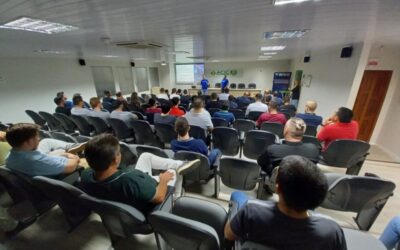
[290,44,364,120]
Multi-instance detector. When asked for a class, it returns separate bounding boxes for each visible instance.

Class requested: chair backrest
[102,102,114,112]
[215,83,221,88]
[208,108,220,117]
[131,111,145,120]
[50,132,78,143]
[243,130,277,159]
[154,123,177,145]
[69,115,94,136]
[211,117,229,127]
[238,83,246,89]
[107,118,134,141]
[260,122,284,138]
[304,125,317,136]
[248,83,256,89]
[25,110,47,127]
[39,130,53,139]
[145,112,155,124]
[86,116,110,135]
[119,143,137,170]
[233,119,256,135]
[322,140,370,168]
[174,151,212,181]
[219,157,260,190]
[230,83,237,89]
[38,111,63,131]
[302,135,321,150]
[247,111,263,121]
[189,125,208,142]
[131,120,161,146]
[230,109,245,119]
[279,112,291,120]
[136,145,169,158]
[53,113,77,133]
[212,128,240,156]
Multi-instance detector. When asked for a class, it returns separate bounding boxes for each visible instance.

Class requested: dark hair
[255,93,263,100]
[113,99,124,109]
[148,98,156,107]
[54,96,63,105]
[192,97,203,109]
[171,97,180,106]
[6,123,39,147]
[104,90,111,96]
[211,92,218,100]
[224,88,230,94]
[85,134,120,172]
[56,91,64,98]
[172,88,177,93]
[116,92,122,97]
[268,101,279,110]
[183,89,188,95]
[177,89,182,94]
[221,101,229,110]
[228,95,235,102]
[161,102,171,114]
[277,156,328,212]
[160,88,165,93]
[337,107,353,123]
[73,95,83,106]
[175,117,190,137]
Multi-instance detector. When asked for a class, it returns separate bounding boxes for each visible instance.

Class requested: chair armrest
[153,186,174,212]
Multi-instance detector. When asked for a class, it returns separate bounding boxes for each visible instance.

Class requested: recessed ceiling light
[264,30,310,39]
[33,49,66,54]
[258,56,272,59]
[263,52,278,55]
[0,17,78,34]
[102,55,119,58]
[261,46,286,51]
[211,60,220,62]
[273,0,314,5]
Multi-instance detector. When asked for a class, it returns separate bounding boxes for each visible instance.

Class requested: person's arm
[151,171,174,204]
[0,131,6,142]
[224,221,239,241]
[63,153,80,174]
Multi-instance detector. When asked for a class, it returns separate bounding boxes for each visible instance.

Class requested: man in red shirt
[317,107,359,151]
[169,97,185,117]
[256,101,287,127]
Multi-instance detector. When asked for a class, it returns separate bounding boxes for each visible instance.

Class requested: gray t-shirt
[185,109,213,130]
[230,200,347,250]
[154,113,176,126]
[71,107,93,116]
[110,111,138,128]
[89,110,110,122]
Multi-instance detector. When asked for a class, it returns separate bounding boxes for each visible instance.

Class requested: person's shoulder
[311,214,344,234]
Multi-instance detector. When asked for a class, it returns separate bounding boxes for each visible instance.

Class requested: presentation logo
[210,69,238,76]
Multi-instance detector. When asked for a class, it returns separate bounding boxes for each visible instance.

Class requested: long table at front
[188,88,262,97]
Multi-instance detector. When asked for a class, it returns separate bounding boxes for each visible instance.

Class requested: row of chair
[214,83,257,89]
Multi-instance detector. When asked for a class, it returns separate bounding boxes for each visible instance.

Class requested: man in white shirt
[110,100,138,128]
[185,97,213,132]
[157,88,170,100]
[245,93,268,116]
[89,97,110,122]
[169,88,180,99]
[218,88,230,101]
[71,95,93,116]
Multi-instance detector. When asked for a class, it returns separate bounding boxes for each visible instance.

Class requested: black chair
[154,123,177,148]
[233,119,256,137]
[242,130,277,159]
[38,111,63,131]
[215,158,262,199]
[131,120,162,147]
[280,112,291,121]
[69,115,94,136]
[174,151,214,184]
[248,83,256,89]
[25,110,47,129]
[131,111,145,120]
[50,131,78,143]
[119,143,137,170]
[247,111,263,121]
[39,130,53,139]
[145,112,155,125]
[102,102,114,112]
[189,125,208,143]
[260,122,284,138]
[32,176,90,232]
[320,139,370,175]
[215,83,221,88]
[343,228,387,250]
[86,116,111,135]
[230,83,237,89]
[149,197,227,250]
[53,113,77,134]
[136,145,169,158]
[302,135,321,150]
[212,128,240,156]
[238,83,246,89]
[304,125,318,136]
[321,173,396,231]
[211,118,229,127]
[230,109,245,120]
[208,108,220,117]
[107,118,135,143]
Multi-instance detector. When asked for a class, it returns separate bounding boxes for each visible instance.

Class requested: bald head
[284,117,306,140]
[305,101,318,113]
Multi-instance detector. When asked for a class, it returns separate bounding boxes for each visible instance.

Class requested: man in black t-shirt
[54,96,71,116]
[225,156,347,250]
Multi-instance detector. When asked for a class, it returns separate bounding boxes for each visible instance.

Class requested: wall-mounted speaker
[130,61,135,67]
[303,56,311,63]
[341,46,353,58]
[78,59,86,66]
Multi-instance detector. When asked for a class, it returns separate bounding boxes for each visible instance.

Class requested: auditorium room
[0,0,400,249]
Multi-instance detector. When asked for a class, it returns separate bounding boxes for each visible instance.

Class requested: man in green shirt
[81,134,199,214]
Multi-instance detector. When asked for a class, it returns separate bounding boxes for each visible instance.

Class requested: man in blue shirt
[200,75,209,95]
[171,117,221,167]
[5,123,81,177]
[213,101,235,125]
[295,100,323,127]
[221,75,229,90]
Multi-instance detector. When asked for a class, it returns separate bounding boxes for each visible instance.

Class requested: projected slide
[175,64,204,84]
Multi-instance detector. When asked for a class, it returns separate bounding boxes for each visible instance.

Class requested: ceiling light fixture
[273,0,314,6]
[0,17,78,34]
[166,51,190,55]
[258,56,272,59]
[263,52,278,55]
[261,46,286,51]
[264,29,310,39]
[33,49,66,54]
[161,61,167,66]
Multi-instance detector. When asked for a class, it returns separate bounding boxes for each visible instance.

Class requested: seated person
[127,92,143,112]
[5,123,83,176]
[256,101,287,127]
[317,107,359,151]
[145,98,162,114]
[280,97,297,113]
[169,88,180,99]
[80,134,200,213]
[380,215,400,249]
[225,155,347,250]
[89,97,110,121]
[56,91,73,109]
[102,90,116,105]
[296,100,323,127]
[169,97,185,117]
[110,100,138,128]
[213,101,235,125]
[185,97,214,132]
[71,95,93,116]
[228,95,238,109]
[54,96,71,116]
[245,93,268,116]
[171,117,220,166]
[257,117,319,176]
[154,103,177,126]
[157,88,169,100]
[206,92,221,110]
[237,91,252,107]
[218,88,230,101]
[271,91,283,106]
[180,89,191,105]
[0,131,11,166]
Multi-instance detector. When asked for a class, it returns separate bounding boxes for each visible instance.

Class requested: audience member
[380,216,400,250]
[228,95,238,109]
[145,99,162,114]
[169,97,185,117]
[236,91,252,108]
[245,93,268,116]
[73,93,91,109]
[171,117,220,166]
[272,91,283,106]
[256,101,287,127]
[170,88,180,99]
[213,101,235,124]
[317,107,359,151]
[280,97,297,113]
[225,155,346,250]
[127,92,143,112]
[185,97,213,131]
[154,103,177,126]
[54,96,71,116]
[177,89,182,96]
[218,88,230,101]
[56,91,73,109]
[5,123,83,176]
[102,90,116,105]
[0,131,11,166]
[89,97,110,121]
[295,100,323,127]
[71,95,93,116]
[206,92,221,110]
[157,88,169,100]
[257,117,319,176]
[81,134,200,212]
[181,89,191,104]
[116,92,127,102]
[110,100,138,128]
[200,75,209,95]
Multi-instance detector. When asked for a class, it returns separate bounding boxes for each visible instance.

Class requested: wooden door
[353,70,392,142]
